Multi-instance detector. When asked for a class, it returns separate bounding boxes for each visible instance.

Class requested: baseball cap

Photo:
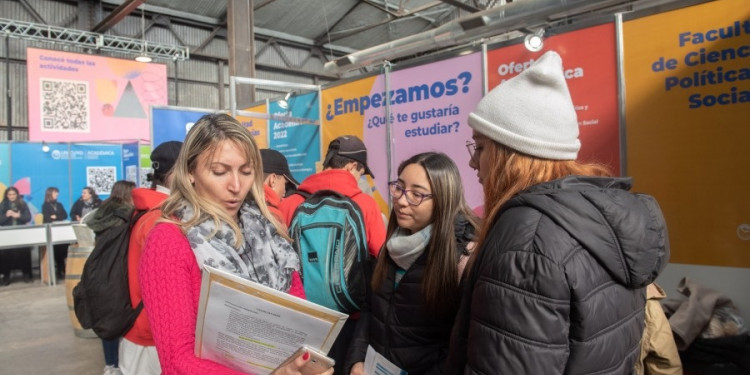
[325,135,373,177]
[260,149,300,186]
[150,141,183,177]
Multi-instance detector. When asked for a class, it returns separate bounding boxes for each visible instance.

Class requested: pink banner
[27,48,167,142]
[372,53,484,210]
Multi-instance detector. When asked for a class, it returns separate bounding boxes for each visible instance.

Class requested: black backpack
[289,190,370,313]
[73,209,146,340]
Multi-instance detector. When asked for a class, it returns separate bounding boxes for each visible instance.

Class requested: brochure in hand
[195,266,348,374]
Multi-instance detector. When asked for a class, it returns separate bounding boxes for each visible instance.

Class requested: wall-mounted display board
[0,142,138,223]
[623,0,750,267]
[381,52,484,211]
[321,52,484,213]
[487,23,621,176]
[26,48,167,143]
[269,92,321,184]
[139,144,152,188]
[151,106,213,147]
[237,102,270,150]
[322,73,389,213]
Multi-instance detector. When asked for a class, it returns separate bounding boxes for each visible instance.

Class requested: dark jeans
[0,247,32,282]
[101,338,119,367]
[53,244,68,276]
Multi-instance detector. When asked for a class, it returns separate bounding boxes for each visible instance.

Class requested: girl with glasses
[346,152,480,375]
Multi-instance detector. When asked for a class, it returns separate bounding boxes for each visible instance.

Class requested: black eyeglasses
[388,181,433,206]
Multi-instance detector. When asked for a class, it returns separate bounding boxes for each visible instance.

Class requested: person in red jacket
[278,135,386,375]
[260,148,299,225]
[119,140,182,375]
[279,135,386,257]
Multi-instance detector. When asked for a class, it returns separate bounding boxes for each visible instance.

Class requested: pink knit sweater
[139,222,306,375]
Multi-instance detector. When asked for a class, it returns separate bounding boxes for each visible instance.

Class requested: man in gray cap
[260,148,299,223]
[120,141,183,375]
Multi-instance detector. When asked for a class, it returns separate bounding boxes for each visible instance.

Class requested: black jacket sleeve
[345,309,371,373]
[17,201,31,224]
[56,202,68,221]
[42,202,54,223]
[0,201,11,226]
[70,200,82,221]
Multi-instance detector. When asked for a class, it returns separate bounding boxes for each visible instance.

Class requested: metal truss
[0,17,189,61]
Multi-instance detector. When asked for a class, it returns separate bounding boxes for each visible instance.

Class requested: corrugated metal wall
[0,0,334,140]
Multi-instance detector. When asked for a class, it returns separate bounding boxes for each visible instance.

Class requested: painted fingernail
[302,351,310,361]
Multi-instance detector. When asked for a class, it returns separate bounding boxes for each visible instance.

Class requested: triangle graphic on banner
[114,80,146,118]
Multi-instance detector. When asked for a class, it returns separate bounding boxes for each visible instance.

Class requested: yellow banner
[236,103,269,149]
[623,0,750,266]
[321,76,389,214]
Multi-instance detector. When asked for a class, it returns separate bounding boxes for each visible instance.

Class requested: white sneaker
[103,365,122,375]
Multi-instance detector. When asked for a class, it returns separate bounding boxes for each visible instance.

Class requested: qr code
[126,165,138,183]
[139,168,152,188]
[86,166,116,195]
[40,78,90,132]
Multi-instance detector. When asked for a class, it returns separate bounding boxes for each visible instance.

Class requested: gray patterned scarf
[181,201,300,292]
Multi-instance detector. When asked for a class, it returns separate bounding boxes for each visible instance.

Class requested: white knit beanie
[468,51,580,160]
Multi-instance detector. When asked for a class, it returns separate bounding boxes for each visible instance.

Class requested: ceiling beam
[19,0,47,24]
[436,0,482,12]
[91,0,147,33]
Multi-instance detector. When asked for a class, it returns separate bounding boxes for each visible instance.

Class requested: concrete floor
[0,273,105,374]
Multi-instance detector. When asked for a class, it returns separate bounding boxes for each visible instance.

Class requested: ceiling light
[134,8,151,63]
[135,53,152,63]
[524,28,545,52]
[278,92,292,110]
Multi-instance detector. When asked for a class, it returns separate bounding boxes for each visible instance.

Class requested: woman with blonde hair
[139,113,323,375]
[446,51,670,374]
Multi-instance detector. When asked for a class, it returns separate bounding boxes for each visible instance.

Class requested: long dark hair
[372,152,479,316]
[103,180,136,206]
[2,186,22,203]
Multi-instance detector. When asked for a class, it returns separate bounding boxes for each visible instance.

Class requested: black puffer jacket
[447,176,669,375]
[347,218,476,374]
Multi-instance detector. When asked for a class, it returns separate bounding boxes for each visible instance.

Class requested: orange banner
[623,0,750,267]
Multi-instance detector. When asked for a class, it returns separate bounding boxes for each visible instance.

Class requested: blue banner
[0,143,10,196]
[11,143,74,222]
[69,143,124,199]
[269,91,320,183]
[121,142,140,185]
[151,106,212,147]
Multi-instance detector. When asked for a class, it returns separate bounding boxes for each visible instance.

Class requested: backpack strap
[295,190,311,200]
[129,209,149,316]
